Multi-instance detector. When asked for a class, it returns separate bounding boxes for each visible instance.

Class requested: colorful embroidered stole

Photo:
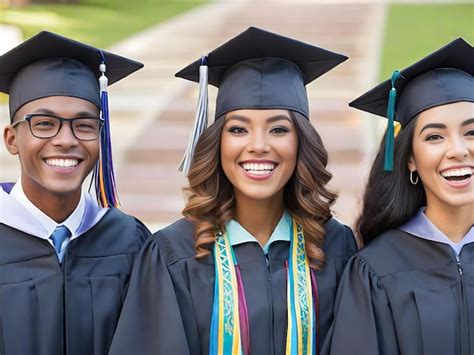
[210,219,317,355]
[210,229,244,355]
[286,222,316,354]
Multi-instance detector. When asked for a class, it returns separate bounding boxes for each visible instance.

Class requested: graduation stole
[210,219,318,355]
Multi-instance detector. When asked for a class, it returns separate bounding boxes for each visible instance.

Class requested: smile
[439,166,473,188]
[45,158,80,169]
[440,166,473,181]
[241,162,276,175]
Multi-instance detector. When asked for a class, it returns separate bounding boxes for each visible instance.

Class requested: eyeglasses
[12,114,104,141]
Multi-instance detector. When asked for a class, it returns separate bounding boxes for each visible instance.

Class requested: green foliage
[0,0,205,103]
[0,0,206,48]
[380,3,474,79]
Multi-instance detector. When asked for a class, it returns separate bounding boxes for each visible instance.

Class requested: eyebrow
[462,118,474,126]
[225,114,292,124]
[31,108,99,117]
[419,117,474,135]
[419,123,446,135]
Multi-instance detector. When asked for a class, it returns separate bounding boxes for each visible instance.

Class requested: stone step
[119,179,364,227]
[118,178,365,228]
[119,193,185,226]
[0,163,19,182]
[117,164,186,193]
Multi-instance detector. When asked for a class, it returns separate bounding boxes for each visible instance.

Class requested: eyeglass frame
[11,114,104,141]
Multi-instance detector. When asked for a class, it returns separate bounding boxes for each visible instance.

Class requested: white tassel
[99,63,108,93]
[179,58,209,174]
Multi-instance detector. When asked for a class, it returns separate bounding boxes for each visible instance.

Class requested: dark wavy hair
[356,117,426,245]
[182,110,337,269]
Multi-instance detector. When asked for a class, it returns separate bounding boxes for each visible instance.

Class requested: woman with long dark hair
[322,38,473,355]
[109,27,357,355]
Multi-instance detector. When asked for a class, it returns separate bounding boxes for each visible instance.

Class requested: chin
[437,194,474,209]
[237,186,284,202]
[448,199,474,209]
[43,180,83,196]
[242,192,273,200]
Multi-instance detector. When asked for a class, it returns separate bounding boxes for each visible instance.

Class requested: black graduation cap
[175,26,348,173]
[0,30,143,118]
[350,38,473,126]
[349,38,474,171]
[0,31,144,208]
[176,26,347,120]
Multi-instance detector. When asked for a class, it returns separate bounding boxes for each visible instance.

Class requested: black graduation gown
[109,217,357,355]
[321,229,474,355]
[0,208,150,355]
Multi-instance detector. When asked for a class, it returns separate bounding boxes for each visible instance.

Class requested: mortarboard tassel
[179,56,209,175]
[93,51,120,207]
[384,70,401,171]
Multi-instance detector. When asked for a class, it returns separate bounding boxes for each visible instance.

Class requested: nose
[247,131,270,154]
[446,136,470,160]
[51,122,79,147]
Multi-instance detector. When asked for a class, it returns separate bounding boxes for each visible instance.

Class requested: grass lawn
[0,0,207,103]
[0,0,207,48]
[380,3,474,79]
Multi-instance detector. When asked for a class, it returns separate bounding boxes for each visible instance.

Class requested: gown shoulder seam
[153,232,197,265]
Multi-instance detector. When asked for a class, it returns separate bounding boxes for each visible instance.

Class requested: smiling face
[3,96,100,206]
[220,109,298,205]
[408,101,474,211]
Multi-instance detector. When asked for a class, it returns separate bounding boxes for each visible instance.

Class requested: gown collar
[399,207,474,255]
[10,180,86,240]
[225,210,292,254]
[1,182,108,239]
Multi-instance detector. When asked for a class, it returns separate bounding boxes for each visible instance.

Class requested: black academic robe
[0,208,150,355]
[321,229,474,355]
[109,217,357,355]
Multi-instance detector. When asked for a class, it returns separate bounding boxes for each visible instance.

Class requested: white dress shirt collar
[10,180,85,241]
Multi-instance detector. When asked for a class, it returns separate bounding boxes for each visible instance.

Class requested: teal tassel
[384,70,401,171]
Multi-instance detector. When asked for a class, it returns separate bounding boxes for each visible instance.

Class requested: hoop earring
[410,170,419,185]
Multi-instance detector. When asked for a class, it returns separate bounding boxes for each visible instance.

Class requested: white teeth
[45,158,79,168]
[242,162,275,174]
[440,167,472,178]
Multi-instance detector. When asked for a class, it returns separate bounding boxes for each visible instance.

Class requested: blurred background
[1,0,473,231]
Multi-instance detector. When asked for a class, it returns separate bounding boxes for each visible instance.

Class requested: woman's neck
[425,203,473,243]
[234,192,285,247]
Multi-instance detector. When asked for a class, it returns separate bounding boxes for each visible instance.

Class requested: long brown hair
[182,111,337,269]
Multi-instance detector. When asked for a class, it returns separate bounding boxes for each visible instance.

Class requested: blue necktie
[50,226,70,261]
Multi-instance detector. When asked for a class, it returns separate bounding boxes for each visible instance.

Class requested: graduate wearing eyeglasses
[0,32,150,355]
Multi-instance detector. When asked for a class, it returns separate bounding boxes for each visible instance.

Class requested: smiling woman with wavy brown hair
[183,110,337,269]
[109,27,357,355]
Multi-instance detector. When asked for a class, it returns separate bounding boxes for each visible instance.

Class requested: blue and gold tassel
[384,70,401,171]
[93,51,120,207]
